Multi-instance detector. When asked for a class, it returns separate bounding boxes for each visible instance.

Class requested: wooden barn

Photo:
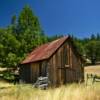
[20,36,84,86]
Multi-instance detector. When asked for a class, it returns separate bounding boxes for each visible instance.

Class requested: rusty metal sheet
[21,36,69,64]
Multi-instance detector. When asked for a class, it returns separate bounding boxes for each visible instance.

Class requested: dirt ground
[84,65,100,75]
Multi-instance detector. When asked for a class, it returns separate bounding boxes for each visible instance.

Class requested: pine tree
[17,5,41,33]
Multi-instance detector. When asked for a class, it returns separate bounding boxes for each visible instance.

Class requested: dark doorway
[20,64,31,83]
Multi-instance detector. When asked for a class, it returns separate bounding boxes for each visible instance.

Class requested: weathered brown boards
[20,36,84,86]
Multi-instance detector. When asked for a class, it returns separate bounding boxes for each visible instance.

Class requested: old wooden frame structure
[20,36,84,87]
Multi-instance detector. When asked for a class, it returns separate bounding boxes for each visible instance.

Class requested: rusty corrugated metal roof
[21,36,69,64]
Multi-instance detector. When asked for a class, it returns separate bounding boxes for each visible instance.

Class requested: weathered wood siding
[20,61,48,83]
[48,40,84,86]
[30,63,39,83]
[30,61,48,83]
[69,42,84,82]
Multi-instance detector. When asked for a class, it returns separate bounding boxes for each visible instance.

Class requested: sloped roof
[21,36,69,64]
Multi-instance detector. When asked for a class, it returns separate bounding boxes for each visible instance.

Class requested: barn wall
[67,42,84,82]
[48,40,84,86]
[30,61,48,83]
[48,41,69,86]
[30,63,39,83]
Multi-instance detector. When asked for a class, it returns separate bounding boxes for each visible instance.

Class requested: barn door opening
[20,64,31,83]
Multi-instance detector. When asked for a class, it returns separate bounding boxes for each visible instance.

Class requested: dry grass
[85,65,100,75]
[0,82,100,100]
[0,65,100,100]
